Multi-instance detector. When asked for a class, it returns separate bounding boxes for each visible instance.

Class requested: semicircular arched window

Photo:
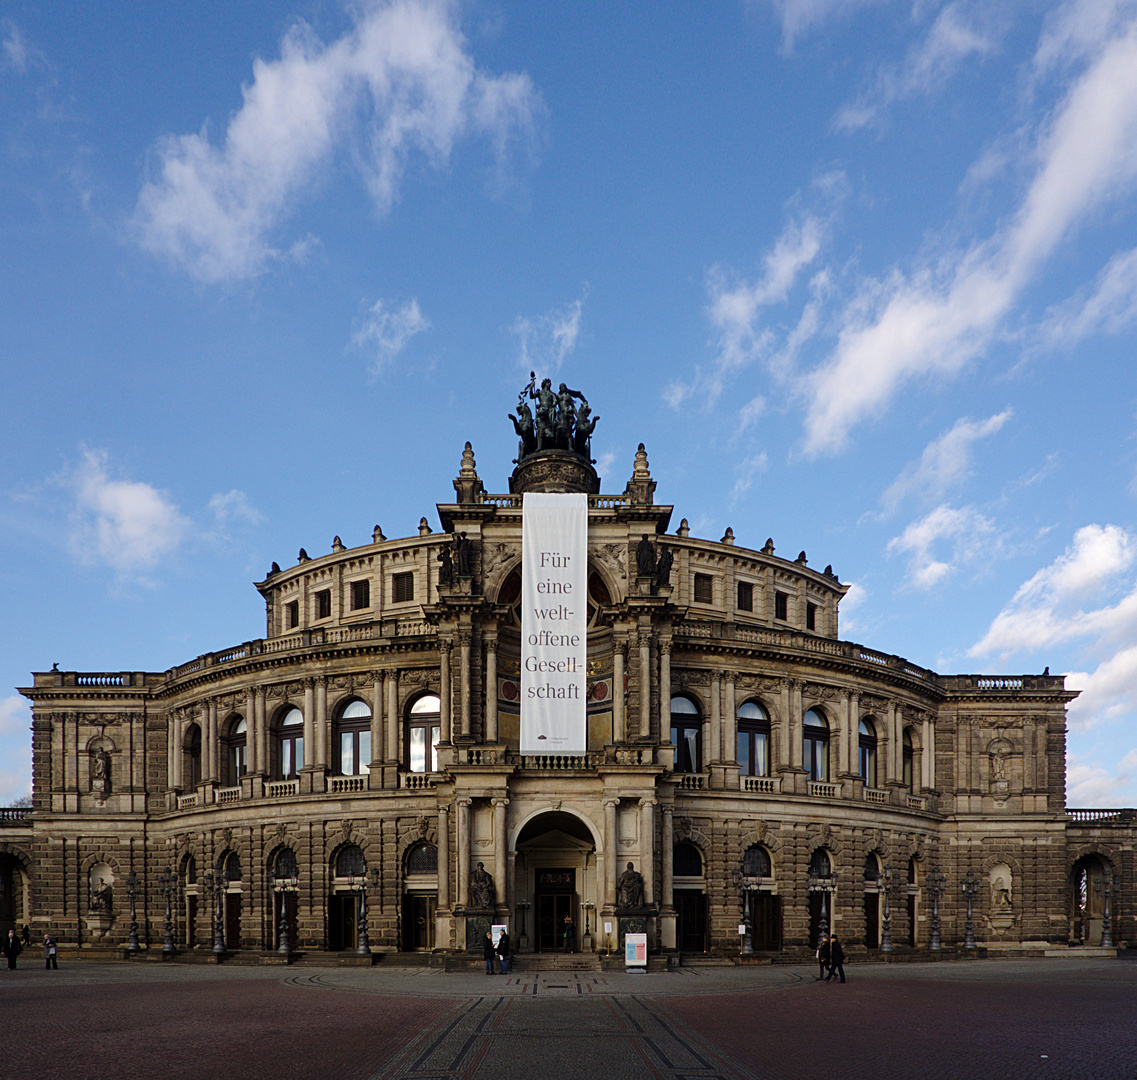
[858,718,877,786]
[274,848,299,881]
[406,842,438,876]
[808,848,831,879]
[274,707,304,780]
[673,842,703,878]
[407,694,441,774]
[223,717,247,786]
[335,844,366,879]
[223,852,242,882]
[743,844,772,878]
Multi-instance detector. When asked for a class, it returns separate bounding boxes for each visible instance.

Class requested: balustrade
[865,787,889,805]
[216,786,241,805]
[742,776,780,794]
[267,780,299,798]
[177,794,199,810]
[809,781,839,799]
[330,775,367,794]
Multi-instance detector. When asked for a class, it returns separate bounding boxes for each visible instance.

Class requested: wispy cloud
[730,451,770,505]
[1037,245,1137,348]
[882,410,1012,510]
[1067,747,1137,806]
[512,291,586,374]
[132,0,542,283]
[0,697,31,803]
[835,3,1000,131]
[762,0,892,53]
[1,18,41,73]
[887,503,999,589]
[66,448,190,578]
[350,297,431,373]
[208,490,264,528]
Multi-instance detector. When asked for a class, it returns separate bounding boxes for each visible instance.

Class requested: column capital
[661,803,673,817]
[491,797,510,809]
[603,797,620,810]
[439,640,453,657]
[457,629,473,647]
[641,797,657,809]
[455,795,472,809]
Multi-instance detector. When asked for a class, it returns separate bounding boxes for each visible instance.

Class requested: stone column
[315,676,328,770]
[884,700,899,784]
[724,676,736,763]
[302,681,315,770]
[484,636,498,744]
[661,803,676,950]
[837,689,851,779]
[923,717,935,791]
[709,672,721,765]
[207,698,219,782]
[788,680,803,770]
[370,673,384,769]
[439,643,452,744]
[245,688,257,774]
[613,639,626,744]
[777,680,792,770]
[458,630,471,739]
[658,639,671,736]
[604,799,618,909]
[638,631,651,739]
[437,804,450,911]
[456,798,471,908]
[641,799,655,906]
[168,712,179,790]
[493,798,509,909]
[256,687,268,775]
[386,671,399,763]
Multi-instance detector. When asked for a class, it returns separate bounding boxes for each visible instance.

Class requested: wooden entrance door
[224,893,241,949]
[750,892,781,950]
[404,893,435,950]
[329,893,358,951]
[675,889,706,952]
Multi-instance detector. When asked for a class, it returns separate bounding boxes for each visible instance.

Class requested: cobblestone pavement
[0,958,1133,1080]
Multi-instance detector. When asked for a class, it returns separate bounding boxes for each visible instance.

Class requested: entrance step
[678,954,735,966]
[513,954,601,972]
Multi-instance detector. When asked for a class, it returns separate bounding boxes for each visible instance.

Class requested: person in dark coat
[483,930,496,975]
[827,935,846,982]
[43,934,58,970]
[496,929,511,975]
[816,934,830,981]
[3,929,22,970]
[562,914,575,953]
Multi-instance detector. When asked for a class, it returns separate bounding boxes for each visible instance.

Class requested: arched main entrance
[1070,854,1111,945]
[513,811,599,952]
[0,854,27,939]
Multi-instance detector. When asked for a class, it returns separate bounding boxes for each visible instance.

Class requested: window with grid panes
[350,579,370,610]
[737,581,753,611]
[774,591,788,620]
[315,589,331,619]
[693,573,713,604]
[393,571,414,603]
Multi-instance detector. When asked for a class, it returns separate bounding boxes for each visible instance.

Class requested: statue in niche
[654,543,673,589]
[636,536,657,578]
[90,880,113,913]
[91,747,111,796]
[469,861,495,910]
[991,874,1012,911]
[454,533,474,578]
[990,747,1007,783]
[437,544,455,587]
[617,862,645,910]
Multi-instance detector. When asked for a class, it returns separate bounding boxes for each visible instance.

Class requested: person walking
[496,928,511,975]
[827,935,846,983]
[483,930,496,975]
[562,913,575,953]
[3,929,22,970]
[816,934,830,981]
[43,934,58,970]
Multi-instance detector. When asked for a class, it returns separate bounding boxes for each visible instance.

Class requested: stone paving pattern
[0,958,1134,1080]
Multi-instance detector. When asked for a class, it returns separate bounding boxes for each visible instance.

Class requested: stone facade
[10,436,1135,957]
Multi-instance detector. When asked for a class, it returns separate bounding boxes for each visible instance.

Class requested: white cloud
[887,503,998,589]
[802,12,1137,454]
[731,451,770,504]
[67,449,190,576]
[208,489,264,527]
[512,292,585,374]
[882,409,1012,510]
[1066,748,1137,806]
[763,0,891,52]
[132,0,542,283]
[0,696,32,804]
[1,19,36,73]
[1038,245,1137,347]
[835,3,1000,132]
[350,297,431,372]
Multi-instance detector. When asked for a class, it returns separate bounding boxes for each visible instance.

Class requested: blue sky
[3,0,1137,806]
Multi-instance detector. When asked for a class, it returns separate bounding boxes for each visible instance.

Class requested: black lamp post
[961,870,979,949]
[158,866,176,955]
[357,867,379,956]
[808,867,838,944]
[125,871,141,953]
[274,871,298,955]
[879,865,894,953]
[927,867,946,951]
[731,867,755,955]
[205,867,226,955]
[1095,870,1120,948]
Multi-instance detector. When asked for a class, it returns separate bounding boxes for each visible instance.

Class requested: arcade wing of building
[7,427,1134,958]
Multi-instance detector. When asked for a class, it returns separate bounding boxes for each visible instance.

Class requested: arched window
[864,854,880,881]
[803,709,829,782]
[183,723,202,788]
[274,707,304,780]
[406,842,438,875]
[670,696,702,773]
[185,856,197,885]
[407,694,441,774]
[223,717,247,786]
[809,848,831,878]
[903,728,915,792]
[273,849,298,881]
[858,719,877,786]
[673,842,703,878]
[335,844,366,879]
[737,701,770,777]
[336,700,372,776]
[223,852,242,882]
[743,844,772,878]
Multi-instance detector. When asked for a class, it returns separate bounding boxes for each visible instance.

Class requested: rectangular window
[286,600,299,629]
[350,579,370,610]
[693,573,713,604]
[315,589,332,620]
[393,571,414,603]
[774,591,788,621]
[737,581,753,611]
[806,602,817,631]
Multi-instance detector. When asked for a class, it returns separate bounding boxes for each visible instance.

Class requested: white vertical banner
[522,492,587,754]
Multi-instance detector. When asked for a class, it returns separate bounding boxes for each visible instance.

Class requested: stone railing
[505,751,603,771]
[906,794,928,811]
[330,775,367,794]
[177,794,199,810]
[865,787,889,805]
[459,748,502,765]
[809,781,839,799]
[0,807,31,824]
[742,776,780,794]
[216,786,241,805]
[677,773,707,790]
[613,747,654,765]
[267,779,299,798]
[1066,808,1136,824]
[213,645,249,664]
[400,772,439,790]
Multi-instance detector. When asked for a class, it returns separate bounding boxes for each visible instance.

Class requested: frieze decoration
[865,827,887,855]
[736,676,782,694]
[401,670,433,686]
[220,828,234,848]
[803,683,841,703]
[482,542,516,585]
[674,669,710,689]
[597,543,628,578]
[859,695,886,715]
[331,676,351,691]
[266,685,286,699]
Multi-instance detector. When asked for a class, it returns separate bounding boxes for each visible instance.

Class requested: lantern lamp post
[926,868,947,951]
[879,866,894,953]
[158,866,176,955]
[125,871,141,953]
[961,870,979,949]
[1094,870,1120,949]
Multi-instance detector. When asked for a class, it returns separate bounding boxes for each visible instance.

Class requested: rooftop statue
[509,372,598,463]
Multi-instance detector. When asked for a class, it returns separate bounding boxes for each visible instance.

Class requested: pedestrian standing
[483,930,496,975]
[816,934,830,981]
[562,913,575,953]
[497,928,511,975]
[3,929,22,970]
[827,935,846,983]
[43,934,58,970]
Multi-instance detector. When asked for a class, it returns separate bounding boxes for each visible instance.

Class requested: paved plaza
[1,957,1134,1080]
